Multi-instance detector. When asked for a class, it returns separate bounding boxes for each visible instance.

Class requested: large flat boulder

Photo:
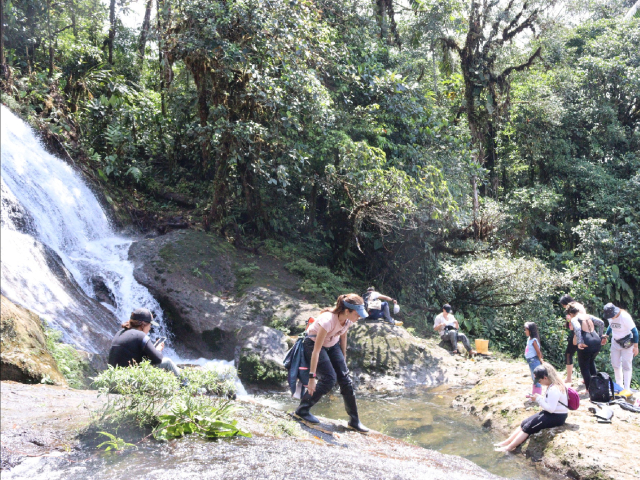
[0,295,66,385]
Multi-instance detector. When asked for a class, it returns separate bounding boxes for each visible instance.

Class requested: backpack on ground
[589,372,615,403]
[559,387,580,410]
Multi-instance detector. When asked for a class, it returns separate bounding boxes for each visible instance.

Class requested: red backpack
[560,387,580,410]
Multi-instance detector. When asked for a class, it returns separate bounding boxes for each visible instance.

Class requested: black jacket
[108,328,163,368]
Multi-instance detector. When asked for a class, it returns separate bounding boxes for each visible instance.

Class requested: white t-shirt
[434,313,456,337]
[367,291,381,301]
[609,310,636,340]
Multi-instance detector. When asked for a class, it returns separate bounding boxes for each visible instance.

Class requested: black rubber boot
[342,387,369,433]
[294,391,321,424]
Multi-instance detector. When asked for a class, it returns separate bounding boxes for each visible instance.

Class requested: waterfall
[1,105,168,353]
[1,106,247,395]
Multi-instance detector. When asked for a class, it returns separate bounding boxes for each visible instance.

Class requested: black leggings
[577,347,600,390]
[302,337,353,398]
[565,332,578,365]
[521,411,567,435]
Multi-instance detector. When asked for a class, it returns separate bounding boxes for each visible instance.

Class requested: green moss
[237,353,286,385]
[234,262,260,293]
[159,244,177,263]
[43,323,89,388]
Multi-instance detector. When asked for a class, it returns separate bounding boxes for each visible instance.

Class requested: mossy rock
[0,295,66,385]
[237,352,287,386]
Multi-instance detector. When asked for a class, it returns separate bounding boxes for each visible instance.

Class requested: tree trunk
[47,0,54,77]
[69,0,77,37]
[191,62,210,167]
[0,0,7,79]
[306,181,318,233]
[137,0,153,63]
[108,0,116,64]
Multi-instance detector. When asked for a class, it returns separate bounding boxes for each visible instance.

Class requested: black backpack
[589,372,614,403]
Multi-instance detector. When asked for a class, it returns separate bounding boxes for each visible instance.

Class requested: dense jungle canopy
[1,0,639,381]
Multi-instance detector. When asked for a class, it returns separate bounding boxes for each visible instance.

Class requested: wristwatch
[309,372,317,379]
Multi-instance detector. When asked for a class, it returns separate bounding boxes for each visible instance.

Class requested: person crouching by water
[108,308,182,379]
[495,363,568,452]
[294,294,370,432]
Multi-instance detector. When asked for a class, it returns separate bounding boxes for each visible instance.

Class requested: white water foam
[0,105,245,384]
[1,105,169,351]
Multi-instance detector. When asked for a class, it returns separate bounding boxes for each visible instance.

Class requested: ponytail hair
[566,302,582,316]
[121,318,146,330]
[321,293,364,315]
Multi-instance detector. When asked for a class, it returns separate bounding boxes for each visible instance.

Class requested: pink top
[307,311,353,348]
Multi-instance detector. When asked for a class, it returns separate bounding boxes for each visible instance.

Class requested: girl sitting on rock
[294,293,370,432]
[495,362,568,452]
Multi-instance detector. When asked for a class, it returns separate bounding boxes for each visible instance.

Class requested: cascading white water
[1,105,168,352]
[1,106,246,394]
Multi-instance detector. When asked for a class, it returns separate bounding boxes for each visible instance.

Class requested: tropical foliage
[2,0,638,383]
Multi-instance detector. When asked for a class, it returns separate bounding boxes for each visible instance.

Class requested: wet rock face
[128,230,484,390]
[0,295,66,385]
[128,230,307,384]
[1,238,118,354]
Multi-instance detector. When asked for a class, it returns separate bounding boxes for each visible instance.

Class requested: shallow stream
[257,386,560,480]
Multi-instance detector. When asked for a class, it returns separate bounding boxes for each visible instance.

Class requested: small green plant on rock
[43,323,87,388]
[154,398,250,440]
[238,353,287,385]
[96,431,137,452]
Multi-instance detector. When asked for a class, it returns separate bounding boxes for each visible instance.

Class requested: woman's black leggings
[521,411,568,435]
[577,347,600,390]
[565,332,578,365]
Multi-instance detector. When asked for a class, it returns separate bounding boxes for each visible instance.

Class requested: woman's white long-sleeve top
[536,385,569,414]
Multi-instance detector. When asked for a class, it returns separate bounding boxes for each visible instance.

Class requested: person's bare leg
[494,426,522,446]
[497,430,529,452]
[565,364,573,383]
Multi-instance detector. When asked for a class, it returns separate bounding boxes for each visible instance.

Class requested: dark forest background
[1,0,638,384]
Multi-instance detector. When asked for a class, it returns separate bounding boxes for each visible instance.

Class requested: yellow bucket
[475,339,489,354]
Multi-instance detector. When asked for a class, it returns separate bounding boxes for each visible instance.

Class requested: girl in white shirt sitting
[495,362,569,452]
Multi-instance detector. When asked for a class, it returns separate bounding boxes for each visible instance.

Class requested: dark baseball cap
[443,304,452,313]
[131,308,159,326]
[603,303,620,320]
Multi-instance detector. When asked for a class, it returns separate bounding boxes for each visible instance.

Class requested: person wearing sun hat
[108,308,182,378]
[602,303,638,390]
[294,293,370,432]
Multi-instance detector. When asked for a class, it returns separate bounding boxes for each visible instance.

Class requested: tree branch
[497,46,541,86]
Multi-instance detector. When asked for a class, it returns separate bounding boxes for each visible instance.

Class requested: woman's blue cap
[343,300,368,318]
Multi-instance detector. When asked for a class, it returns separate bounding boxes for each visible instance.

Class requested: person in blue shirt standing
[524,322,543,396]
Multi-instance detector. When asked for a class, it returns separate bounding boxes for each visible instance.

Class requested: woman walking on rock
[495,363,568,452]
[559,295,585,383]
[294,293,370,432]
[567,303,605,390]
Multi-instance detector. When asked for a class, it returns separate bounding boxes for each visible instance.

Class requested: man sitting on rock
[363,287,403,326]
[108,308,183,380]
[434,304,475,356]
